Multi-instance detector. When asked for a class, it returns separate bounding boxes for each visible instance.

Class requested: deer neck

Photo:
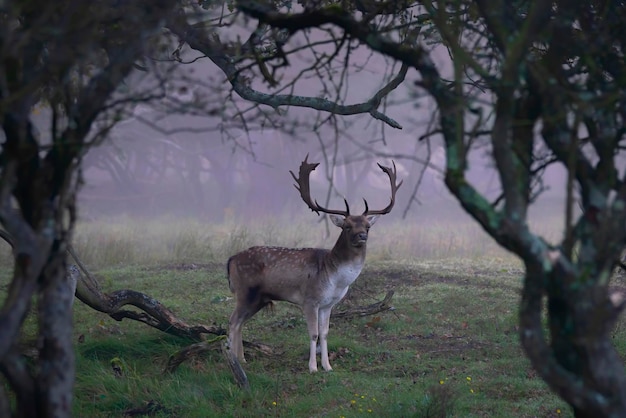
[329,233,367,268]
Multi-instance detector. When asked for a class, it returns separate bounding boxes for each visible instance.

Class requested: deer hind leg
[228,294,265,363]
[318,307,333,371]
[228,307,247,363]
[303,304,320,372]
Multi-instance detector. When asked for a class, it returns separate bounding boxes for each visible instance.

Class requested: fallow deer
[226,156,402,372]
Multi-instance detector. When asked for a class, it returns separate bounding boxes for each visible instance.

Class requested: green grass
[60,257,577,417]
[0,215,600,417]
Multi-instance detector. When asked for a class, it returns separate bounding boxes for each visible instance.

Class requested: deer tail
[226,256,236,293]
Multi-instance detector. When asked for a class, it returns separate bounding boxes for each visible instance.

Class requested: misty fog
[70,29,578,253]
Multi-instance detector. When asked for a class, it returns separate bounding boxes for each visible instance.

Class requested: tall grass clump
[72,215,215,268]
[219,224,254,259]
[371,220,504,261]
[72,218,140,267]
[415,384,458,418]
[71,215,325,269]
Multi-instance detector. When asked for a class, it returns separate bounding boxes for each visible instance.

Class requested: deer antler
[290,155,351,216]
[363,161,404,216]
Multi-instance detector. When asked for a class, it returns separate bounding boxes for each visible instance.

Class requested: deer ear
[366,215,379,226]
[329,214,345,228]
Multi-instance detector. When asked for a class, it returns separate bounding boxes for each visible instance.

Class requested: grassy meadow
[0,209,618,417]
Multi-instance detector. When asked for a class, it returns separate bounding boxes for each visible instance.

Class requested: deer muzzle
[353,232,368,247]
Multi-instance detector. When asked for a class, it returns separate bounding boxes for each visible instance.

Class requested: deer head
[290,155,403,250]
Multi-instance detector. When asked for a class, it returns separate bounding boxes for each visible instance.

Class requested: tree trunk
[0,227,76,418]
[549,289,626,417]
[36,252,75,417]
[520,262,626,417]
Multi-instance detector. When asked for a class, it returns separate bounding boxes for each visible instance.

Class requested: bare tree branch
[166,9,404,128]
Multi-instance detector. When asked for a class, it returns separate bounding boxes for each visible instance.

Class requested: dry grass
[63,213,550,270]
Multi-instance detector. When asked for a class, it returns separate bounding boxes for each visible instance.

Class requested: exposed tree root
[164,336,227,374]
[164,337,251,389]
[331,290,395,319]
[67,245,226,340]
[164,336,271,374]
[1,232,226,341]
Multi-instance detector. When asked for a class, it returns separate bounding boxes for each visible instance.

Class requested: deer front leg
[303,304,320,372]
[319,307,333,371]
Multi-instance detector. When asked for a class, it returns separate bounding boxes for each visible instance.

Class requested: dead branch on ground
[332,290,395,319]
